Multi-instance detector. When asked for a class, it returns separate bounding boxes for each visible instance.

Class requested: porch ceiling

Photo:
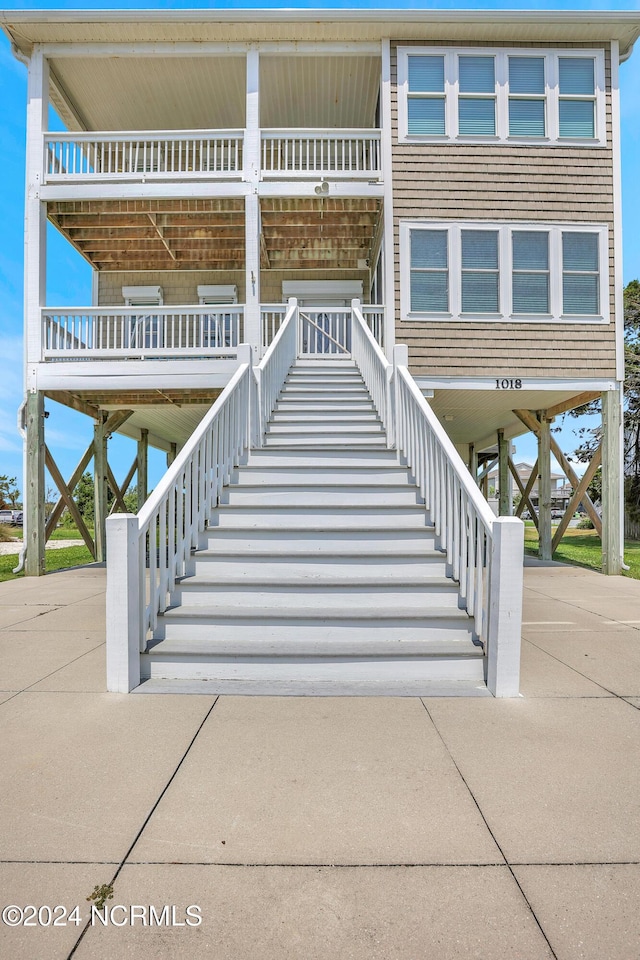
[427,388,599,451]
[48,198,246,272]
[48,197,383,274]
[260,198,382,272]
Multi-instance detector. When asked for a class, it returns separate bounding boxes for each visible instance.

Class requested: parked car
[0,509,23,526]
[551,509,565,520]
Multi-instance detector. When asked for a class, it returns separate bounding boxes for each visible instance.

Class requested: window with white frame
[401,222,608,322]
[397,47,605,145]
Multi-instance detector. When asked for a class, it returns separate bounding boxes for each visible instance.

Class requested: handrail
[253,298,298,446]
[351,299,392,436]
[106,353,252,690]
[389,345,522,695]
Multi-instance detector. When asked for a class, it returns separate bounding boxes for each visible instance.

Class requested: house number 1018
[495,378,522,389]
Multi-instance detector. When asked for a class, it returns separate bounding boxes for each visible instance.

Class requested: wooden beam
[552,445,603,553]
[514,408,602,534]
[515,458,539,525]
[545,392,601,419]
[103,410,134,436]
[45,441,95,540]
[45,390,101,419]
[25,393,46,576]
[476,456,498,485]
[137,429,149,512]
[509,456,539,531]
[93,416,108,563]
[44,445,96,559]
[106,463,128,514]
[498,429,511,516]
[538,413,553,561]
[601,388,622,575]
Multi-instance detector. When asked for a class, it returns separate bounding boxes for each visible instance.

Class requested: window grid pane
[508,99,546,137]
[408,55,445,92]
[408,97,446,135]
[508,57,545,93]
[559,99,595,138]
[410,230,449,312]
[559,58,595,95]
[459,56,495,92]
[461,230,499,313]
[562,232,600,315]
[458,98,496,136]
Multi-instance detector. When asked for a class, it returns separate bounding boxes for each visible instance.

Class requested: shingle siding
[390,40,617,379]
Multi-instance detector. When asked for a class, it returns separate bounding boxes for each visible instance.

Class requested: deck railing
[44,130,244,182]
[42,306,243,358]
[261,129,382,178]
[106,350,253,692]
[43,129,382,183]
[261,304,288,354]
[299,308,351,356]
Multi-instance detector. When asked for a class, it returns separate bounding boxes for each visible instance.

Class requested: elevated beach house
[3,9,639,696]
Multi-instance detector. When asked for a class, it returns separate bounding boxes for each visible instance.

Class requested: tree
[568,280,640,521]
[0,476,20,509]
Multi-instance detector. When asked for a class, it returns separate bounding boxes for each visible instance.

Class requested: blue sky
[0,0,639,496]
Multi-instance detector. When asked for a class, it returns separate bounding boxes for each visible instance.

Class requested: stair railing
[392,345,523,697]
[351,299,394,445]
[252,298,298,448]
[106,345,253,693]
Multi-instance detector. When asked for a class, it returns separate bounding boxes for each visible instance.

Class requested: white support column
[537,412,552,561]
[380,39,396,358]
[602,386,623,575]
[245,194,261,352]
[487,516,524,697]
[244,48,261,353]
[24,45,49,389]
[106,514,141,693]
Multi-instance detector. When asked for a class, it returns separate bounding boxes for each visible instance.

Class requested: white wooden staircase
[106,301,523,697]
[139,359,487,694]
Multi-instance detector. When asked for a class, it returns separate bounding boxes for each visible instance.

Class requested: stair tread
[145,636,482,657]
[160,604,471,621]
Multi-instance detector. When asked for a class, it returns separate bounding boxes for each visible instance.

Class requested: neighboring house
[3,9,639,695]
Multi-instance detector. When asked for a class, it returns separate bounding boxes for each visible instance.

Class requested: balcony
[40,303,385,362]
[43,128,382,186]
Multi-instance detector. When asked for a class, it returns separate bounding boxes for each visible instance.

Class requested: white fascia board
[40,182,249,202]
[33,360,238,392]
[35,41,381,57]
[258,182,384,199]
[414,376,618,392]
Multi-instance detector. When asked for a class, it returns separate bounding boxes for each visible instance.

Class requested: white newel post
[106,514,141,693]
[486,516,524,697]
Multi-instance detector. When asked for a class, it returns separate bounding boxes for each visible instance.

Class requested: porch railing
[261,304,288,354]
[261,129,382,178]
[299,308,351,356]
[43,128,382,183]
[44,130,244,182]
[42,306,244,358]
[106,350,253,692]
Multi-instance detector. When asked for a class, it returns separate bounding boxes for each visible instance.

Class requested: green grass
[0,545,95,583]
[524,526,640,579]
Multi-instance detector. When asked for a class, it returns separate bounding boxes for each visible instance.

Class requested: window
[197,284,238,348]
[122,285,163,349]
[397,47,605,145]
[401,222,607,322]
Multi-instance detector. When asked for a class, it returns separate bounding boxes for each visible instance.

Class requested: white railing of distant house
[350,301,523,697]
[44,130,244,182]
[253,299,299,447]
[106,347,253,693]
[41,306,244,359]
[261,129,382,178]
